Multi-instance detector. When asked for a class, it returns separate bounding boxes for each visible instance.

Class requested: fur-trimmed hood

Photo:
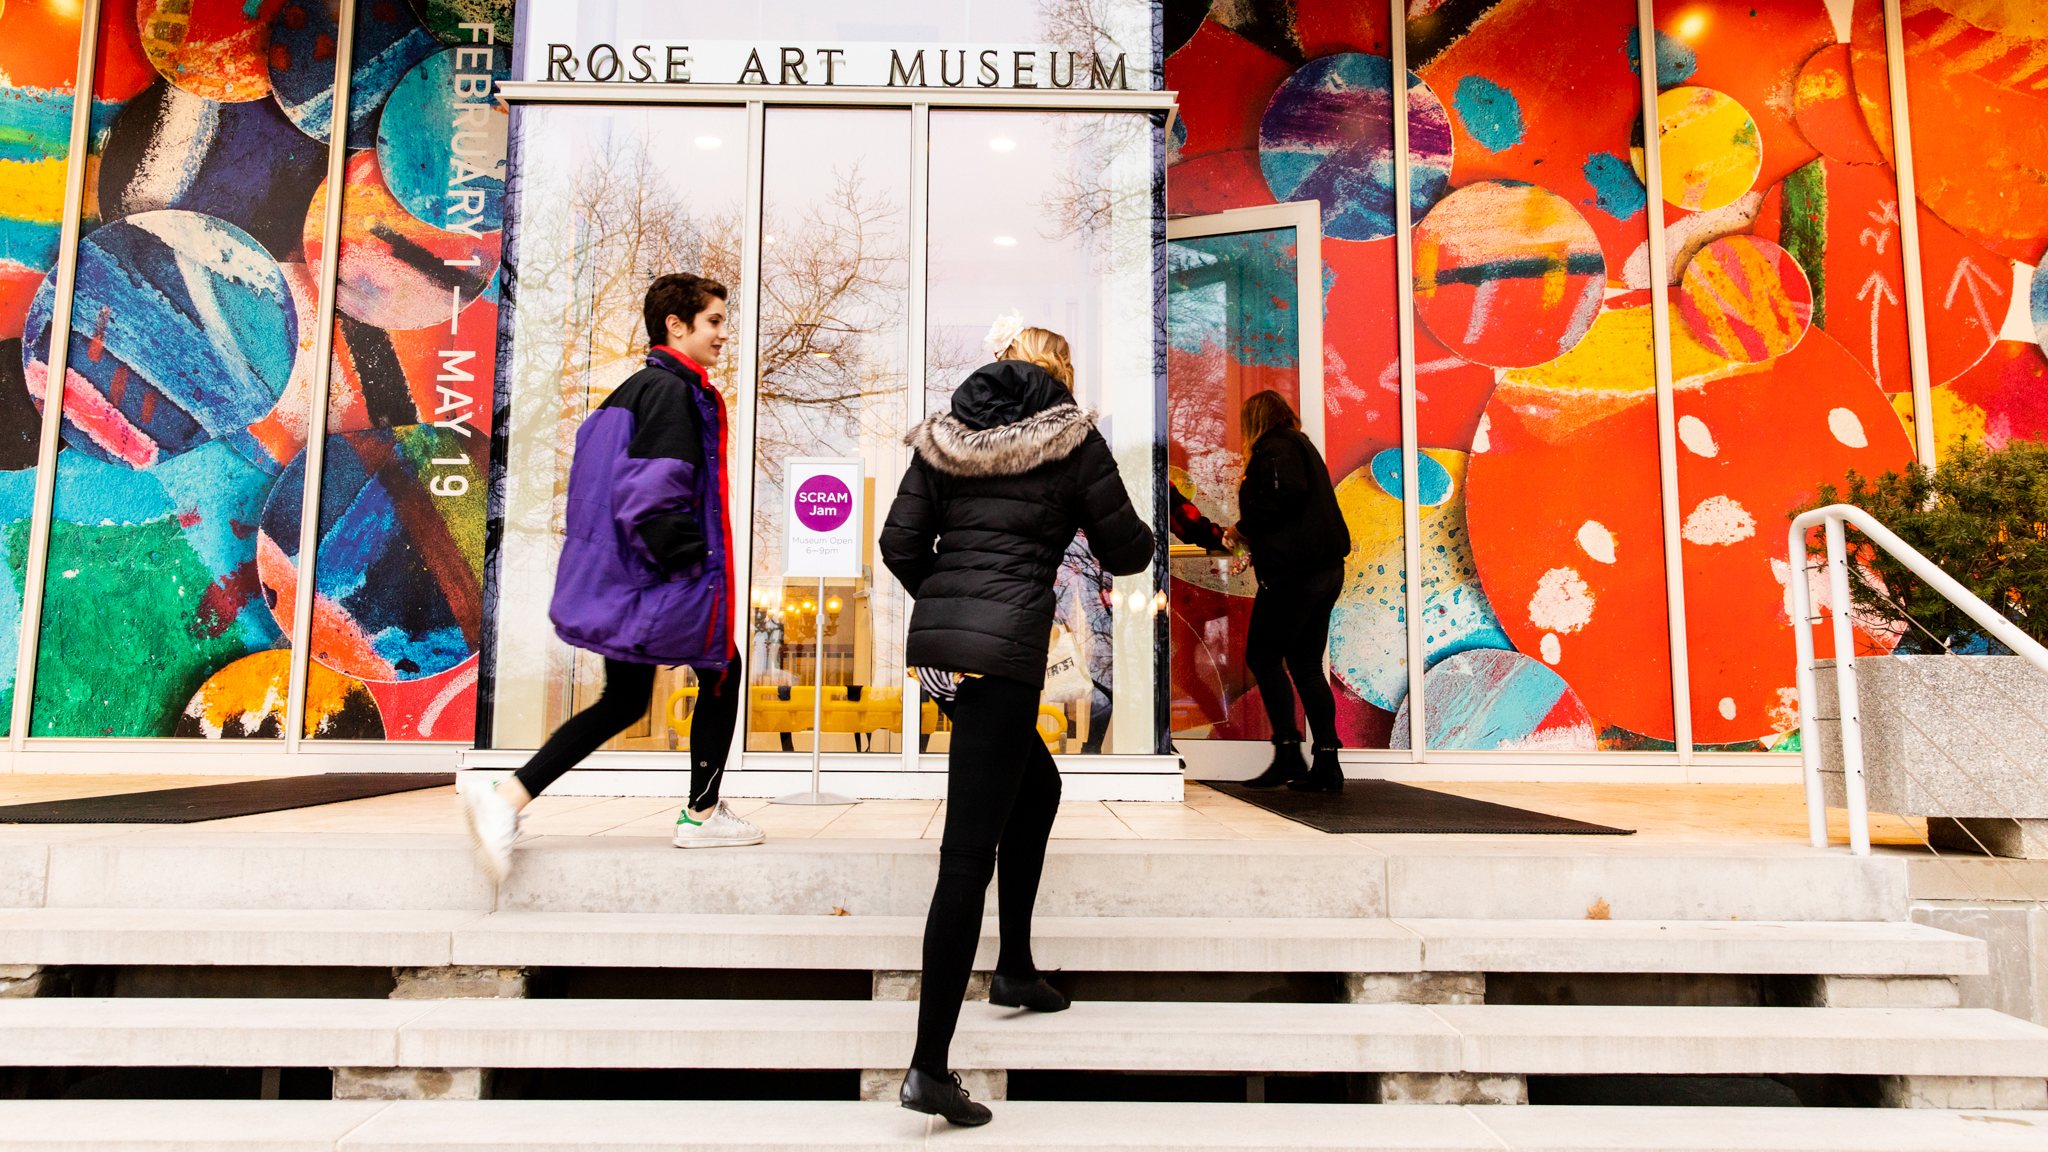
[905,401,1096,477]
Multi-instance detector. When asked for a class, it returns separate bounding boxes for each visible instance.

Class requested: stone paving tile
[0,775,1939,850]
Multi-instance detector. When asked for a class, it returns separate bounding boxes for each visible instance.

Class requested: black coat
[1235,427,1351,581]
[881,360,1156,687]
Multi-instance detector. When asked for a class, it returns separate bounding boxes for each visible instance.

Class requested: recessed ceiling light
[993,236,1017,246]
[695,136,722,149]
[989,138,1016,152]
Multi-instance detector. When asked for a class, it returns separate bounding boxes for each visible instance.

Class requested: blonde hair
[1240,389,1300,448]
[1000,327,1075,388]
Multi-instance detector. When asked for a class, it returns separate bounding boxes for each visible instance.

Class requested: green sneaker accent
[676,810,702,826]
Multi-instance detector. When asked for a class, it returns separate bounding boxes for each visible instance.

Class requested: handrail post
[1788,519,1827,848]
[1824,515,1872,856]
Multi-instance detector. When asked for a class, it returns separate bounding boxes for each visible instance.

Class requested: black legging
[514,655,740,810]
[1245,565,1342,749]
[911,674,1061,1074]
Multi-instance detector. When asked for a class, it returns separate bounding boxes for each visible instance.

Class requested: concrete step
[0,909,1987,976]
[0,834,1914,920]
[1,998,2042,1078]
[3,1100,2048,1150]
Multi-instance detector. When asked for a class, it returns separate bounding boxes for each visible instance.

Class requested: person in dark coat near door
[879,323,1155,1127]
[1234,389,1353,792]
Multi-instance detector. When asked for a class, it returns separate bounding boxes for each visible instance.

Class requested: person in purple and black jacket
[456,274,764,883]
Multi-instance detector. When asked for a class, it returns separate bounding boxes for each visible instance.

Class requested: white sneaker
[672,800,766,848]
[457,775,521,882]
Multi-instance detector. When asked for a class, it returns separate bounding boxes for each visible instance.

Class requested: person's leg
[994,733,1062,979]
[1244,584,1304,742]
[687,656,742,813]
[1286,568,1344,751]
[1243,583,1313,787]
[510,659,658,801]
[910,676,1038,1075]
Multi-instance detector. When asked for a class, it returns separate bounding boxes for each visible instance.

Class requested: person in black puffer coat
[880,327,1153,1126]
[1235,389,1353,792]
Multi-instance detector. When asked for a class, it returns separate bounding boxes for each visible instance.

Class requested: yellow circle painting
[1632,86,1761,213]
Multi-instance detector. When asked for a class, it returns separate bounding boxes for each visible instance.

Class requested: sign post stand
[773,458,863,807]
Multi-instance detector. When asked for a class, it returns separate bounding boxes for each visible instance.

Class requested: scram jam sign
[530,41,1135,90]
[783,458,864,580]
[795,474,852,532]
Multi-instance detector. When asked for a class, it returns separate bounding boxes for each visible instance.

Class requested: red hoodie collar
[648,344,710,381]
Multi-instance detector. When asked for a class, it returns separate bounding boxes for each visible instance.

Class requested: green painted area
[23,519,247,738]
[1778,160,1829,330]
[393,424,487,585]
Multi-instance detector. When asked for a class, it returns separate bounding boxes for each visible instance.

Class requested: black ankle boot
[1243,741,1307,788]
[900,1067,992,1126]
[990,972,1070,1012]
[1287,745,1345,792]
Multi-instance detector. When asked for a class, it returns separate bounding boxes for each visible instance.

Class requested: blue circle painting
[23,211,297,470]
[270,0,442,148]
[376,46,509,234]
[1259,54,1455,242]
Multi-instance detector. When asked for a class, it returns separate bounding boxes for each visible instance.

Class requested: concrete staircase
[1,835,2044,1148]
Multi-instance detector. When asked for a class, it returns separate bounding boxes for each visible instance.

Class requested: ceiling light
[989,138,1016,152]
[993,236,1017,246]
[695,135,722,149]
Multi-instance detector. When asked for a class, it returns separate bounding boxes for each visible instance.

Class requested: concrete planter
[1814,655,2048,859]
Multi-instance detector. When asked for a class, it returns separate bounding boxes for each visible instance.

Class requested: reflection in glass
[1165,228,1299,741]
[926,110,1161,755]
[747,109,911,755]
[493,105,747,750]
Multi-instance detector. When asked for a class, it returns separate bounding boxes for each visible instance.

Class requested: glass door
[924,110,1165,756]
[493,104,749,751]
[744,108,912,756]
[1164,204,1329,744]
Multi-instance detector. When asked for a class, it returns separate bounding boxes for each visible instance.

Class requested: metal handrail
[1788,504,2048,855]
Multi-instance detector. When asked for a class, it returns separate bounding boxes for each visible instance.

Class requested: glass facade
[925,110,1163,756]
[492,103,748,751]
[0,0,2034,775]
[746,108,912,755]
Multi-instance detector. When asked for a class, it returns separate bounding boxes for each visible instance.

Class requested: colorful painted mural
[301,3,506,741]
[1163,0,2024,754]
[17,0,314,739]
[8,0,504,741]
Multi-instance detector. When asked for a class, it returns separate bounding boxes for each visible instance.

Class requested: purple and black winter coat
[549,346,736,668]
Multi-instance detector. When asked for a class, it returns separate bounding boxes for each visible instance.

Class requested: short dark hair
[643,274,728,345]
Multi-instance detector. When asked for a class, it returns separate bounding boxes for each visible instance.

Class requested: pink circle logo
[793,474,852,532]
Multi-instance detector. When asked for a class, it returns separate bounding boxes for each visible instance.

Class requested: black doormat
[0,773,454,824]
[1208,779,1634,835]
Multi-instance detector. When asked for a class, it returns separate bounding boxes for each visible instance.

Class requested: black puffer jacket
[1236,427,1351,581]
[881,360,1155,686]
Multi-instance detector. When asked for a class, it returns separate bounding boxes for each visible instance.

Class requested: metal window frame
[1634,0,1697,765]
[1391,7,1427,761]
[8,0,104,751]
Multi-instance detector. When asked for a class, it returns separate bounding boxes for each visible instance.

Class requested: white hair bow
[982,311,1027,358]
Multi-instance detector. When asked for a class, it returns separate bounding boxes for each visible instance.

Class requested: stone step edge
[0,910,1989,975]
[1,1000,2042,1077]
[0,1099,2045,1151]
